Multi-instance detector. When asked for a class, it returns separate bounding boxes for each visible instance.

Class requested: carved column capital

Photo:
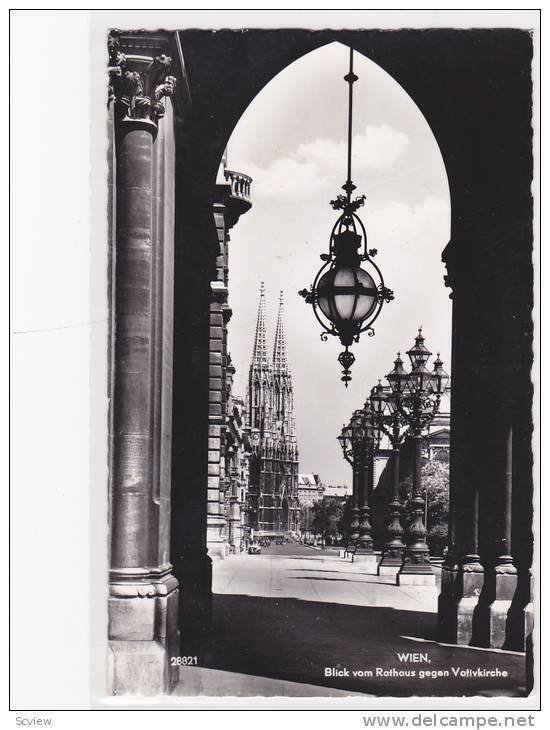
[108,33,176,129]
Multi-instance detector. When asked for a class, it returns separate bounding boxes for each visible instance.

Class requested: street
[174,545,527,697]
[254,542,339,556]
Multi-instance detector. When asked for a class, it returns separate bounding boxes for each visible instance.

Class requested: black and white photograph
[10,8,541,718]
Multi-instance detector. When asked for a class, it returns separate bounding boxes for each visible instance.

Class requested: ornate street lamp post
[371,329,449,584]
[338,419,361,548]
[338,407,379,567]
[299,48,394,386]
[369,370,407,576]
[400,329,449,584]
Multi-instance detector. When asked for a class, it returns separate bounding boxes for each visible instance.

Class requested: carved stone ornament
[495,563,518,575]
[211,281,229,304]
[441,240,456,300]
[108,33,176,127]
[403,551,430,566]
[462,561,484,573]
[385,498,405,541]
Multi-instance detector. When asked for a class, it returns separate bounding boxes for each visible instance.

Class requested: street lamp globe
[429,353,450,396]
[350,408,366,439]
[406,327,433,393]
[386,352,409,395]
[317,233,378,335]
[337,422,354,463]
[369,380,387,416]
[362,402,381,449]
[407,327,432,369]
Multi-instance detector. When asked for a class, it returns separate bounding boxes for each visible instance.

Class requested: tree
[401,457,449,556]
[311,498,344,547]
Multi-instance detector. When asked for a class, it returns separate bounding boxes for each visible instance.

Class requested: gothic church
[247,285,300,536]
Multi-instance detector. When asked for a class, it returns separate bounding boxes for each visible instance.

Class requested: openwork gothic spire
[251,282,270,369]
[273,291,290,374]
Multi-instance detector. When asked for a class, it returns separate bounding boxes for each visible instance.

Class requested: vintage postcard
[100,13,537,705]
[11,9,540,717]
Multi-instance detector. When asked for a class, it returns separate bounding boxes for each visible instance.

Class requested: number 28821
[171,656,198,666]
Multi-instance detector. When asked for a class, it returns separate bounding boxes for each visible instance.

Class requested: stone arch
[172,28,533,565]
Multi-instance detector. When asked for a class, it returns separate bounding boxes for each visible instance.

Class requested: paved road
[252,542,336,556]
[186,549,527,698]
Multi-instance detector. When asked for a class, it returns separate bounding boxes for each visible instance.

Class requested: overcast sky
[225,42,451,486]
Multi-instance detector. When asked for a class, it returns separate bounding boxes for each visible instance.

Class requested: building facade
[298,474,324,543]
[298,473,325,506]
[246,287,300,537]
[223,359,252,553]
[323,484,353,504]
[206,154,253,558]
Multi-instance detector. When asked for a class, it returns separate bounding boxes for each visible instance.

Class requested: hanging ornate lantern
[299,47,394,386]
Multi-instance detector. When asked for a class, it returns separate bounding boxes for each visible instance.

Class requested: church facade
[246,286,300,537]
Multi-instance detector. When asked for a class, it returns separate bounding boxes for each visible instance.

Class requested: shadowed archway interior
[170,25,532,659]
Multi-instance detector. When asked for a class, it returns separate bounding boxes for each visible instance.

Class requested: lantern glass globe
[317,265,377,325]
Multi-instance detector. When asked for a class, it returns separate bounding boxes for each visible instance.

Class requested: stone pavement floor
[174,545,527,698]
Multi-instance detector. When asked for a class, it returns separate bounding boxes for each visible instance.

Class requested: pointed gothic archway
[220,39,452,561]
[170,28,533,663]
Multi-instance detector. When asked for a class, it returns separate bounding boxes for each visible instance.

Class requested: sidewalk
[175,551,526,697]
[174,666,365,697]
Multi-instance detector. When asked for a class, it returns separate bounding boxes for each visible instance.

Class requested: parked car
[248,544,262,555]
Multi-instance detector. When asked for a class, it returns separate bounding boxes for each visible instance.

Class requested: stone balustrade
[224,169,252,204]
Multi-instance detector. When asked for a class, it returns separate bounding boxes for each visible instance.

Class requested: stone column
[437,425,460,641]
[170,197,214,657]
[437,246,485,643]
[398,436,435,586]
[445,489,484,644]
[378,446,406,576]
[524,569,534,693]
[107,38,179,695]
[487,423,518,647]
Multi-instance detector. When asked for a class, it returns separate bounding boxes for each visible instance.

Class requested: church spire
[273,291,289,374]
[252,282,270,369]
